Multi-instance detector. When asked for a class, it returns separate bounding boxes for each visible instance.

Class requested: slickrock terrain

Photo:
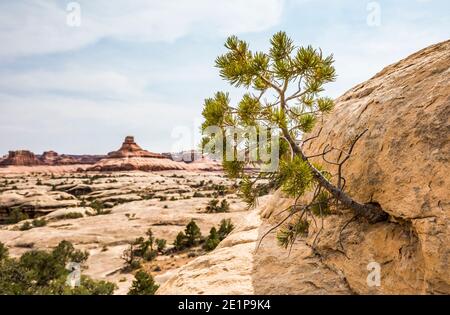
[158,40,450,294]
[0,170,247,294]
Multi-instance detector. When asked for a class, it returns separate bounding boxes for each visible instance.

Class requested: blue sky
[0,0,449,155]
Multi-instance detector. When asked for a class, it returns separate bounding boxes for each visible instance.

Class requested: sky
[0,0,449,155]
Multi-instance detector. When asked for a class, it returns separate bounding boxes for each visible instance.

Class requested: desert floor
[0,169,248,294]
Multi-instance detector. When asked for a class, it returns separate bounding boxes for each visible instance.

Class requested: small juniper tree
[201,31,387,250]
[203,227,220,252]
[127,270,159,295]
[184,220,202,247]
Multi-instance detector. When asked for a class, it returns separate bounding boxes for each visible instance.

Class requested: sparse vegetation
[203,227,220,251]
[0,240,115,295]
[127,270,159,295]
[193,191,205,198]
[203,219,234,251]
[122,229,167,270]
[19,221,33,231]
[86,200,111,216]
[173,220,203,251]
[5,208,28,224]
[205,199,230,213]
[32,218,47,227]
[0,243,8,261]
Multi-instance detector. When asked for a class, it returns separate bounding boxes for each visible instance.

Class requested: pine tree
[201,31,387,249]
[127,271,159,295]
[184,220,202,247]
[203,227,221,251]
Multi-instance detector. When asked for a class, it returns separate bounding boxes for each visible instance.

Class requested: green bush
[203,227,221,251]
[0,242,8,261]
[122,229,161,266]
[86,200,111,216]
[203,219,234,252]
[5,208,28,224]
[32,218,47,227]
[193,191,205,198]
[0,240,113,295]
[127,271,159,295]
[184,220,202,247]
[156,239,166,253]
[173,220,203,251]
[218,219,234,240]
[206,199,230,213]
[173,232,187,251]
[19,221,33,231]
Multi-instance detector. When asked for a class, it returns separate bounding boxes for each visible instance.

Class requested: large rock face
[158,40,449,294]
[0,150,43,166]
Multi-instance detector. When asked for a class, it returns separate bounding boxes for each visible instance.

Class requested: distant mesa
[0,150,104,167]
[0,136,221,171]
[0,150,43,166]
[89,136,222,172]
[107,136,164,159]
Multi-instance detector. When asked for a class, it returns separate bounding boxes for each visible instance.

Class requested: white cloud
[0,67,146,99]
[0,0,284,58]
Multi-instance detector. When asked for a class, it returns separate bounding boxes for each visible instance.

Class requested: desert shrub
[5,208,28,224]
[203,219,234,252]
[32,218,47,227]
[86,200,111,216]
[19,221,33,231]
[122,229,159,267]
[68,276,116,295]
[185,220,202,247]
[156,239,166,253]
[193,191,205,198]
[218,219,234,240]
[52,240,89,264]
[57,212,84,220]
[213,184,227,197]
[127,271,159,295]
[0,242,8,261]
[0,240,110,295]
[203,227,221,251]
[206,199,230,213]
[173,232,187,251]
[173,220,203,251]
[121,244,141,271]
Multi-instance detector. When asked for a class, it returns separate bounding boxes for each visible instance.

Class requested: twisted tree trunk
[281,126,388,223]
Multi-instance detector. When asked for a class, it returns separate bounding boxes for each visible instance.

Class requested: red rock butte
[0,150,43,166]
[106,136,164,159]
